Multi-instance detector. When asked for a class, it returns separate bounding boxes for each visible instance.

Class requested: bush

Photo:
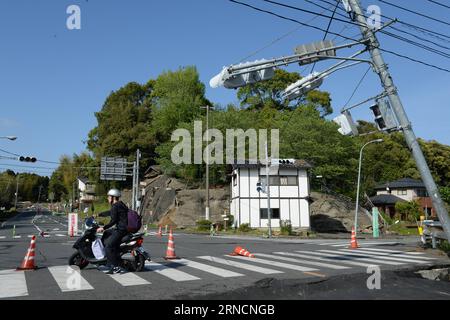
[196,219,212,231]
[395,201,422,222]
[438,240,450,253]
[238,223,253,232]
[280,220,293,236]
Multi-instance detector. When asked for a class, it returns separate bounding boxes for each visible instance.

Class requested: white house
[230,159,313,229]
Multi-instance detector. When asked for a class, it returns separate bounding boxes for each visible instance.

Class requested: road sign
[100,157,129,181]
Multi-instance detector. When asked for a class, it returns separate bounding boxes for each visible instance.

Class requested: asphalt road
[0,209,449,300]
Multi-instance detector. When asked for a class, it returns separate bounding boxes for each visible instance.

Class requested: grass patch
[387,222,420,236]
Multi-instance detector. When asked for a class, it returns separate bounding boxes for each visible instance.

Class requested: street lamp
[0,136,17,141]
[354,139,384,236]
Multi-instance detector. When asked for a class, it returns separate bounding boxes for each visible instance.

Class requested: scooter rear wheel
[68,252,89,269]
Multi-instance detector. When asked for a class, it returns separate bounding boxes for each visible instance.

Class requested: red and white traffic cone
[164,228,179,260]
[17,236,38,271]
[230,246,255,258]
[349,227,359,249]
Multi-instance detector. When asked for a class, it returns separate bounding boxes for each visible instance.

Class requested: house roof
[374,178,425,190]
[232,159,313,170]
[77,177,89,184]
[370,194,407,205]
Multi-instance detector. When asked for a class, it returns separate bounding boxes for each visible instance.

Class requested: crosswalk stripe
[56,234,65,237]
[48,266,94,292]
[0,236,5,239]
[318,250,407,265]
[197,256,283,275]
[0,270,28,299]
[335,249,430,264]
[144,261,200,282]
[318,242,348,246]
[265,252,350,270]
[330,242,398,247]
[296,250,403,266]
[338,249,436,261]
[355,247,426,255]
[13,236,21,239]
[279,251,374,268]
[107,272,151,286]
[173,259,244,278]
[228,255,319,272]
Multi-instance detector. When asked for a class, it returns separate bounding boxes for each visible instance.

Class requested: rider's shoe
[106,266,123,275]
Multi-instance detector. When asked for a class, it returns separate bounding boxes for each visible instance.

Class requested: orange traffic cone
[157,226,162,238]
[230,246,255,258]
[164,228,179,260]
[17,235,38,271]
[349,227,359,249]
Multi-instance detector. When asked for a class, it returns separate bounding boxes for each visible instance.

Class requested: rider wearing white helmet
[97,188,129,274]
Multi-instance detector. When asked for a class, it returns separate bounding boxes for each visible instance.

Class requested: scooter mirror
[85,216,96,228]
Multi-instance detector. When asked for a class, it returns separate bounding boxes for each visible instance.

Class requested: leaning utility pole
[347,0,450,240]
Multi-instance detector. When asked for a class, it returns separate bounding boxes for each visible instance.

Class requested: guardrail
[422,220,448,248]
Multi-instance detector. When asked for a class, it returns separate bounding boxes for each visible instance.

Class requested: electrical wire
[230,0,450,73]
[379,0,450,27]
[426,0,450,10]
[313,0,450,42]
[343,66,372,109]
[259,0,450,58]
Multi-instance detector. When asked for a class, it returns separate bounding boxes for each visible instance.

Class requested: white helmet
[107,189,121,198]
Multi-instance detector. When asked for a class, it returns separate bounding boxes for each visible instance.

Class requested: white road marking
[173,259,243,278]
[296,251,403,266]
[338,249,437,261]
[318,241,349,246]
[258,253,350,270]
[144,261,200,282]
[228,255,319,272]
[197,256,283,275]
[318,250,407,266]
[56,234,66,237]
[0,270,29,299]
[13,236,21,239]
[0,236,5,239]
[331,242,398,247]
[107,272,150,286]
[355,247,426,255]
[48,266,94,292]
[278,251,374,268]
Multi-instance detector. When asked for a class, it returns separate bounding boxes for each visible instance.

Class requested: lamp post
[201,106,214,221]
[354,139,383,236]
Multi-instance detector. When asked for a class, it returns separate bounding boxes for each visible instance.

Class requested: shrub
[395,201,422,222]
[196,219,212,231]
[438,240,450,253]
[238,223,253,232]
[280,220,292,236]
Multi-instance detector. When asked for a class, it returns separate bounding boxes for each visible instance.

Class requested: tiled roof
[374,178,425,190]
[370,194,407,205]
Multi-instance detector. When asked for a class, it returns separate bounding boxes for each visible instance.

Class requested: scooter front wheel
[68,252,89,269]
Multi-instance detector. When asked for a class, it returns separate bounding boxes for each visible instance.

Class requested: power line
[426,0,450,10]
[239,3,332,62]
[230,0,450,73]
[378,0,450,27]
[314,0,450,42]
[310,0,341,72]
[258,0,450,58]
[343,66,372,108]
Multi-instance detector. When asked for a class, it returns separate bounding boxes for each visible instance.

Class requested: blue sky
[0,0,449,176]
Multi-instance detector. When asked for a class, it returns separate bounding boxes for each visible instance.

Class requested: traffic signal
[282,72,324,101]
[333,110,359,136]
[19,156,37,163]
[210,60,275,89]
[370,99,398,132]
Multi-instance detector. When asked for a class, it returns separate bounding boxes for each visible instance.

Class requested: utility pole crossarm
[347,0,450,240]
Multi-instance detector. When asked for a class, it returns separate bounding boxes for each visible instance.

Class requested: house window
[397,190,407,196]
[280,176,298,186]
[259,176,280,186]
[260,208,280,219]
[417,189,428,197]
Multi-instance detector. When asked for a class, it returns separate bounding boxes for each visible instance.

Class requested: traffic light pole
[347,0,450,240]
